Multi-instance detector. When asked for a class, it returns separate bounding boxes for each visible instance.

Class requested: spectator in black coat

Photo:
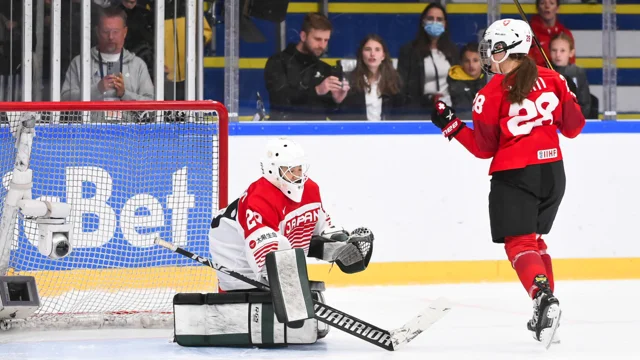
[264,13,349,121]
[396,2,459,119]
[337,34,405,121]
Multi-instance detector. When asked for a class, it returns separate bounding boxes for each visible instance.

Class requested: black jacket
[447,65,487,120]
[264,43,336,121]
[396,41,459,118]
[554,64,592,118]
[336,79,407,121]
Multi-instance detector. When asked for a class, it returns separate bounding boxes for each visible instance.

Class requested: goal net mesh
[0,101,228,329]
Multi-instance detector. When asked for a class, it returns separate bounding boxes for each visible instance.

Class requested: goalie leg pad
[173,292,317,347]
[266,249,315,324]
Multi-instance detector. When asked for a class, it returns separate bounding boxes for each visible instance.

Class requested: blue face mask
[424,22,445,37]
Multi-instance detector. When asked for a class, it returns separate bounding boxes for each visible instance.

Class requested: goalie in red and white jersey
[209,137,374,293]
[429,19,585,348]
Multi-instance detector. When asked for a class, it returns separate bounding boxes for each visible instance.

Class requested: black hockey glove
[331,227,374,274]
[431,101,466,140]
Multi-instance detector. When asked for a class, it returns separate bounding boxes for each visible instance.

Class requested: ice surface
[1,280,639,360]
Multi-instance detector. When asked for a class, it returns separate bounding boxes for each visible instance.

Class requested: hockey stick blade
[389,297,452,350]
[154,236,447,351]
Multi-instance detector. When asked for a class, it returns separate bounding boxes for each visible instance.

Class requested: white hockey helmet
[260,137,309,203]
[479,18,533,74]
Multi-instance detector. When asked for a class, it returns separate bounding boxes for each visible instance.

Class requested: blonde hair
[550,33,574,50]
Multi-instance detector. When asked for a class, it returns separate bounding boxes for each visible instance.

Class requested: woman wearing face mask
[336,34,405,121]
[396,2,459,119]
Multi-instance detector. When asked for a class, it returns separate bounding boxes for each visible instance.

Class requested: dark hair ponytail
[502,54,538,104]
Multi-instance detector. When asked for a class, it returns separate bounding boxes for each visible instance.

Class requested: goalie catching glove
[308,226,374,274]
[431,101,466,140]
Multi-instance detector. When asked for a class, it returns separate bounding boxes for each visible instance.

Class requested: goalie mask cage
[0,101,228,329]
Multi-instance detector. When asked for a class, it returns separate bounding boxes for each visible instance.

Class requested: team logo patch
[502,19,511,26]
[537,148,558,160]
[249,240,256,249]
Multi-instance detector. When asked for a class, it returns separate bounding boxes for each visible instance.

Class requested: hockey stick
[154,237,451,351]
[512,0,554,71]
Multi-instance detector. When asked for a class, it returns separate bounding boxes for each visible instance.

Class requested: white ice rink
[1,280,638,360]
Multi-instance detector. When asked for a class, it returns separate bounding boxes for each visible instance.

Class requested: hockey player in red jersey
[196,138,374,346]
[210,137,373,292]
[429,19,585,348]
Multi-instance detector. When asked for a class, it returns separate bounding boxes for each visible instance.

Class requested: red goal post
[0,100,228,329]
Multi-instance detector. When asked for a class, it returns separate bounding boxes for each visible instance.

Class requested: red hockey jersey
[232,177,331,274]
[454,66,585,174]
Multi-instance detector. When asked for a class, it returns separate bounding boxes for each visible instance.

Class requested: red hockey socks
[537,235,554,292]
[504,234,548,299]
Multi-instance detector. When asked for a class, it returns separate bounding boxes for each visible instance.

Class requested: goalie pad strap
[173,292,317,347]
[266,249,315,323]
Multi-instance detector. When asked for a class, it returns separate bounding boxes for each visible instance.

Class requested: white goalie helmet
[260,137,309,203]
[480,18,533,74]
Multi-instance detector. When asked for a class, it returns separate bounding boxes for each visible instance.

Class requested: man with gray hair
[61,6,154,104]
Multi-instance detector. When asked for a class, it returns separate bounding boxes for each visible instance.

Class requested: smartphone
[330,63,343,81]
[106,62,122,77]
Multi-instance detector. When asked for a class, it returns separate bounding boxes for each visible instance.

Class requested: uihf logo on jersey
[538,148,558,160]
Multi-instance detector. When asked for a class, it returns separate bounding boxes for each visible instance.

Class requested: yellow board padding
[309,258,640,286]
[286,3,640,15]
[576,58,640,69]
[11,257,640,297]
[204,57,640,70]
[598,113,640,120]
[8,267,218,298]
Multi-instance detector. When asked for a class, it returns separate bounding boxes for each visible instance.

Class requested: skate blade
[539,304,562,350]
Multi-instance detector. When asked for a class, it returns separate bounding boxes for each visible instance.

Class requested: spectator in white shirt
[337,34,405,121]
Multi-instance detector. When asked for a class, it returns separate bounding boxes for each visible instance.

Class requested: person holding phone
[264,13,350,121]
[61,6,154,103]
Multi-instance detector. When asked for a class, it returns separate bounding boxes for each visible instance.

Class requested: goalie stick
[154,237,451,351]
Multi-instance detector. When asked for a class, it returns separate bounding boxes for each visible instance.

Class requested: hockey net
[0,101,228,329]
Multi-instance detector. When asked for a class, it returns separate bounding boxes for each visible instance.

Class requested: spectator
[529,0,575,67]
[0,1,23,77]
[550,33,591,117]
[119,0,155,79]
[337,34,405,121]
[264,13,349,121]
[61,6,154,103]
[397,2,458,118]
[164,0,213,100]
[447,42,487,119]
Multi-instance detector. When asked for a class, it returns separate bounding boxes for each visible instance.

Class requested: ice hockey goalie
[172,137,374,348]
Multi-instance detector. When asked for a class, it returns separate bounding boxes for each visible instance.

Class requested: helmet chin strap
[491,51,510,75]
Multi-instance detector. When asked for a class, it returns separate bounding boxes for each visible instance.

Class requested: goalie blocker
[173,280,328,347]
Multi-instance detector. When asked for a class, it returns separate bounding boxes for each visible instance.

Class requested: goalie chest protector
[173,292,318,347]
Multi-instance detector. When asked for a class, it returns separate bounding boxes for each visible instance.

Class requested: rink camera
[19,199,74,260]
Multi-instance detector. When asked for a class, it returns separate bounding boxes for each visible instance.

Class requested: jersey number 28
[507,92,560,136]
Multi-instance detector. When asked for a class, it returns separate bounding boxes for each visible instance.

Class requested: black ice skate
[526,275,562,349]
